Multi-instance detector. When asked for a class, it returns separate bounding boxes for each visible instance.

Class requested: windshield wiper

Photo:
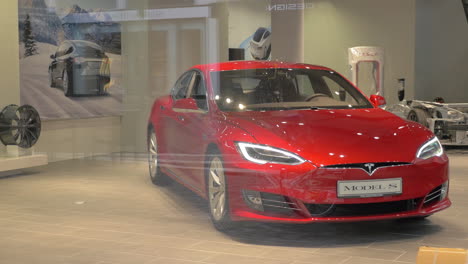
[309,107,327,110]
[246,106,290,111]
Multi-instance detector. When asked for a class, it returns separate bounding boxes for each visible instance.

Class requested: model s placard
[147,61,450,230]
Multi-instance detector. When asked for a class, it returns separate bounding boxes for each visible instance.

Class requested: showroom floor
[0,150,468,264]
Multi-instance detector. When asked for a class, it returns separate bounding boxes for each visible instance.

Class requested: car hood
[222,108,433,166]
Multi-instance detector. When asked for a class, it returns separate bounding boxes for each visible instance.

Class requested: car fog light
[242,190,264,212]
[441,181,449,200]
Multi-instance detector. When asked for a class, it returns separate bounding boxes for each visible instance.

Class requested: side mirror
[370,95,386,107]
[66,47,74,55]
[50,54,56,59]
[173,98,199,110]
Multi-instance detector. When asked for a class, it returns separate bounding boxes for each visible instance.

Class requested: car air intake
[305,198,422,217]
[242,190,300,214]
[260,192,301,214]
[423,185,446,207]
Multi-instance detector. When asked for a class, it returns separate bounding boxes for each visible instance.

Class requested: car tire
[97,84,105,96]
[62,70,74,97]
[49,71,56,88]
[407,109,430,127]
[206,149,235,231]
[148,126,170,186]
[97,77,107,96]
[100,87,107,96]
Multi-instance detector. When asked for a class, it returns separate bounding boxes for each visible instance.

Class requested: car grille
[423,186,443,207]
[322,162,411,174]
[305,198,422,217]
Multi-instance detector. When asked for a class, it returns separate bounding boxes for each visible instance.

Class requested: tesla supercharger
[348,46,384,97]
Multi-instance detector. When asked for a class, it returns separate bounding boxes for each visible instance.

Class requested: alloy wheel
[208,157,226,221]
[49,72,54,87]
[148,131,158,179]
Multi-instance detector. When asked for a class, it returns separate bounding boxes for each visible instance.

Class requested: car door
[159,71,196,185]
[172,71,211,192]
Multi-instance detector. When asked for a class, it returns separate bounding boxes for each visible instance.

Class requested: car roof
[191,61,332,72]
[65,40,103,50]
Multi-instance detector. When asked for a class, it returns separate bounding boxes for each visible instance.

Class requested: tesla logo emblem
[364,163,376,174]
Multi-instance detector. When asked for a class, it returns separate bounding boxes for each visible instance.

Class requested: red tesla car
[147,61,450,230]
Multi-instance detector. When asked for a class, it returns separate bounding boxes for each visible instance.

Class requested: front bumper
[233,198,451,223]
[224,154,450,223]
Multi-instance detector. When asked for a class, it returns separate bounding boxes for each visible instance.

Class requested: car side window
[65,46,74,55]
[172,71,194,100]
[189,72,207,110]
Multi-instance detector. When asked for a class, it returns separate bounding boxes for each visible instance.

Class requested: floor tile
[0,152,466,264]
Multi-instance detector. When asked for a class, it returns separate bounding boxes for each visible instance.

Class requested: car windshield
[211,68,373,111]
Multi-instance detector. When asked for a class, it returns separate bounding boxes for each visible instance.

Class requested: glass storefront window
[0,1,466,263]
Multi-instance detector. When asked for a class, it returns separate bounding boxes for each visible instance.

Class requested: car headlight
[416,137,444,159]
[236,142,306,165]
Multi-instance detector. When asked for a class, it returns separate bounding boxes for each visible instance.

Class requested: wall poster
[18,0,122,120]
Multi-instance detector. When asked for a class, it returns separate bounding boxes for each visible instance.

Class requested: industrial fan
[0,104,41,149]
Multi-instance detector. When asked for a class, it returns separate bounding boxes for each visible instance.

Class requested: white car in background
[386,99,468,146]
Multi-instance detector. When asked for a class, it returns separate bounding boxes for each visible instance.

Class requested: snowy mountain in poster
[18,0,121,54]
[62,5,121,54]
[18,0,63,45]
[61,4,95,24]
[62,5,114,24]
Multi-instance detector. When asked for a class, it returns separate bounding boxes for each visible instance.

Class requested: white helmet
[249,27,271,60]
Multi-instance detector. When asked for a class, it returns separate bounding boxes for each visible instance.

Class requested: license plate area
[337,178,402,198]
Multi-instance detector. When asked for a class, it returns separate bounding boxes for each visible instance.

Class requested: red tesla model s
[147,61,450,230]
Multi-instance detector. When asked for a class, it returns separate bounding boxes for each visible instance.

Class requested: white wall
[227,0,271,49]
[415,0,468,103]
[118,0,151,153]
[271,0,304,62]
[35,117,121,162]
[120,1,229,153]
[0,0,20,106]
[303,0,416,105]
